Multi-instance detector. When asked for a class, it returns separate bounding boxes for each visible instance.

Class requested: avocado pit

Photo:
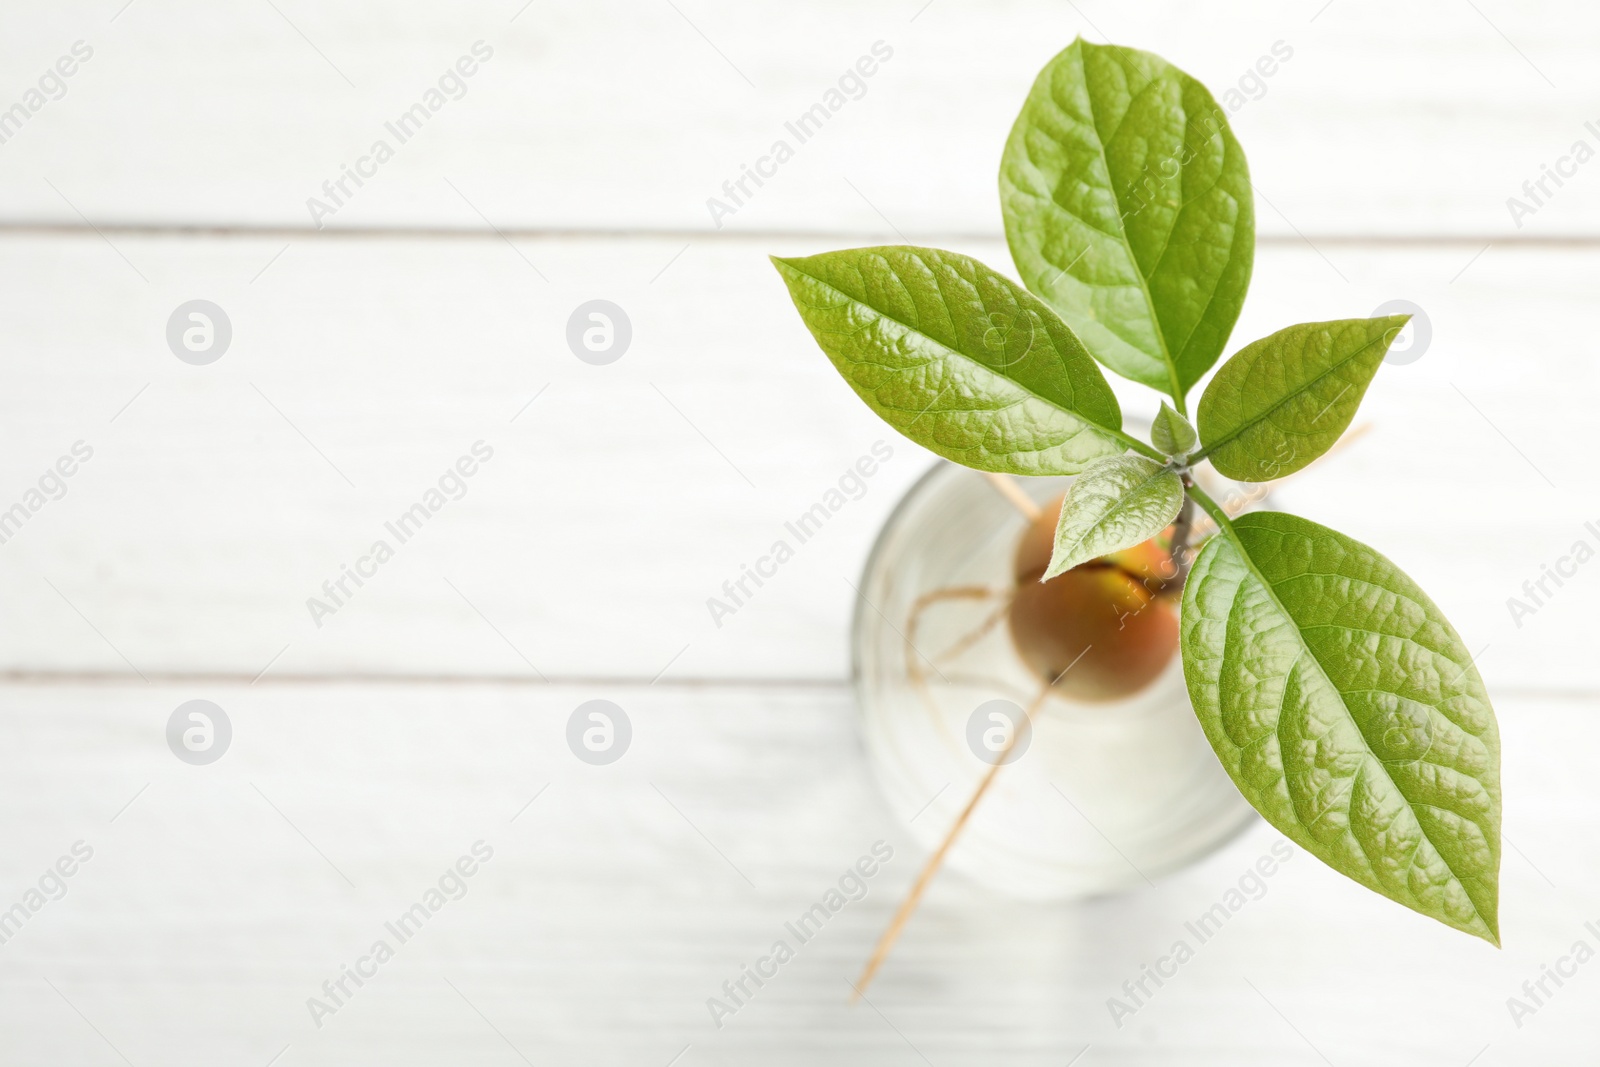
[1007,493,1181,701]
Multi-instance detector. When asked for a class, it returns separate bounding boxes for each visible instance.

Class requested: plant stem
[1168,478,1196,586]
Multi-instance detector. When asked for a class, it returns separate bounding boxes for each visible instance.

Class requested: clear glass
[853,452,1268,900]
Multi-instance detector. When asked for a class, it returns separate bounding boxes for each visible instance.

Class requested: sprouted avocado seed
[1008,494,1179,701]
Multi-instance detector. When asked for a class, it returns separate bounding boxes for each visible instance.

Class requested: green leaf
[1150,401,1196,457]
[1000,39,1254,400]
[772,246,1126,475]
[1195,316,1407,482]
[1181,511,1500,943]
[1043,455,1183,580]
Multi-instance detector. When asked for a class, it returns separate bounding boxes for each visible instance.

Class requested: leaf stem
[1184,481,1236,537]
[1109,427,1164,462]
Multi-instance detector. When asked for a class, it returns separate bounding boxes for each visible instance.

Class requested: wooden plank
[0,680,1589,1063]
[0,1,1597,235]
[0,231,1589,691]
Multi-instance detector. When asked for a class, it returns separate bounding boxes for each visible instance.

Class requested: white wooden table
[0,2,1596,1063]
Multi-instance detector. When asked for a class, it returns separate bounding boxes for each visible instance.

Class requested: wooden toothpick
[852,681,1052,1000]
[982,471,1040,519]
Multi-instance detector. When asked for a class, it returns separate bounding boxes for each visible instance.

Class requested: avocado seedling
[774,38,1503,993]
